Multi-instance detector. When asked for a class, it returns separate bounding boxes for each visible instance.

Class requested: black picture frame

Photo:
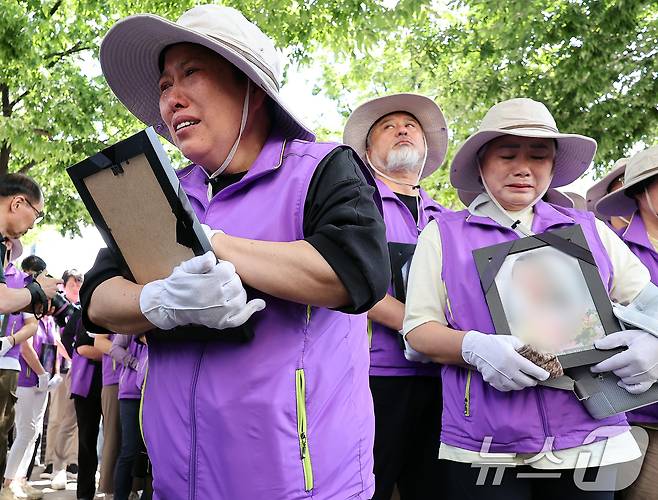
[67,128,252,343]
[473,225,623,369]
[67,127,211,284]
[39,342,57,377]
[388,242,417,304]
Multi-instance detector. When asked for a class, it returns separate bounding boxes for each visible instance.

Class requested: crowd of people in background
[0,239,150,500]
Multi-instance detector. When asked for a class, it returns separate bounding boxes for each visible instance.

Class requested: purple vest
[617,213,658,424]
[18,316,56,387]
[70,316,99,398]
[370,179,446,377]
[2,264,28,362]
[437,201,627,453]
[102,334,120,386]
[70,350,96,398]
[118,337,146,400]
[142,130,375,500]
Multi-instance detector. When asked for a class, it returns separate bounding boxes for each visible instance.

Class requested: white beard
[383,145,423,174]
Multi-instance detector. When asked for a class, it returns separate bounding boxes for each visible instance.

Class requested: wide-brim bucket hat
[450,98,597,192]
[343,93,448,179]
[585,158,628,214]
[458,188,574,209]
[596,146,658,217]
[100,4,314,144]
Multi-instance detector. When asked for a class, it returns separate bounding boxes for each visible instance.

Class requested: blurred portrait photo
[495,246,606,355]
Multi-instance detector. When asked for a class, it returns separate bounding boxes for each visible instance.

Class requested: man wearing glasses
[0,173,60,314]
[0,174,60,494]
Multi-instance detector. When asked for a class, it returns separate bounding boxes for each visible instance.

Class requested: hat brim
[457,188,574,208]
[342,93,448,179]
[595,166,658,217]
[585,163,626,214]
[100,14,314,143]
[450,128,597,192]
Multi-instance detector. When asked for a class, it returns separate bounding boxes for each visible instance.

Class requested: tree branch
[17,161,36,174]
[49,0,62,17]
[9,89,30,110]
[45,42,93,68]
[0,143,10,176]
[1,83,9,117]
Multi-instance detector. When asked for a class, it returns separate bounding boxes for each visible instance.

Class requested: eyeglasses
[18,196,44,224]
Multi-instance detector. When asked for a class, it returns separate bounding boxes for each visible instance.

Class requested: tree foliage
[318,0,658,207]
[0,0,655,231]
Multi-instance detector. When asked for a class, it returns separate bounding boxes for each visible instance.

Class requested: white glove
[200,224,224,244]
[400,331,432,363]
[591,329,658,394]
[47,374,63,392]
[461,330,550,392]
[0,337,14,357]
[37,372,51,393]
[140,252,265,331]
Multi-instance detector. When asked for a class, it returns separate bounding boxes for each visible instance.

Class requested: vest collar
[622,212,657,254]
[465,199,575,234]
[178,127,289,203]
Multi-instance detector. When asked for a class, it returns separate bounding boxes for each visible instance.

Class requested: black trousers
[74,394,102,499]
[444,460,615,500]
[369,375,444,500]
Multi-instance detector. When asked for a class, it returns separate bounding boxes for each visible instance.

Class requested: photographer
[42,269,81,490]
[0,174,61,315]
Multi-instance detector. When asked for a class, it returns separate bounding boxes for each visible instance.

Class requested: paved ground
[24,466,107,500]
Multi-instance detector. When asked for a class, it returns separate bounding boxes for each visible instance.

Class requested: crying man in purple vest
[79,5,389,500]
[402,97,658,499]
[342,94,449,500]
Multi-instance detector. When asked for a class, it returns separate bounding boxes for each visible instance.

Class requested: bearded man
[343,94,449,500]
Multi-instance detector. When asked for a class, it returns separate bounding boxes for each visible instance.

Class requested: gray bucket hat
[100,4,314,143]
[450,98,597,192]
[596,146,658,217]
[342,93,448,179]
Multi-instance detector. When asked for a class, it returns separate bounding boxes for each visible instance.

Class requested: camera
[50,291,79,327]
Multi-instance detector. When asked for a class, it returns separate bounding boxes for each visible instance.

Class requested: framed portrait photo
[388,242,417,304]
[473,225,622,369]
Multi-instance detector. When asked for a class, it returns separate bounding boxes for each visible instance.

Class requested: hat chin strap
[476,166,552,236]
[206,80,251,200]
[644,188,658,221]
[365,133,427,191]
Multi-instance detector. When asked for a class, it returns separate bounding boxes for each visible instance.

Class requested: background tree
[318,0,658,206]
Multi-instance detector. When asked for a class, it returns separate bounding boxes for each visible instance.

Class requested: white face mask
[382,146,423,175]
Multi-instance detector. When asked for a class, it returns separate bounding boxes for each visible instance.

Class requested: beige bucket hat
[450,98,597,192]
[100,4,313,143]
[596,146,658,217]
[585,158,628,215]
[342,93,448,179]
[458,188,575,209]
